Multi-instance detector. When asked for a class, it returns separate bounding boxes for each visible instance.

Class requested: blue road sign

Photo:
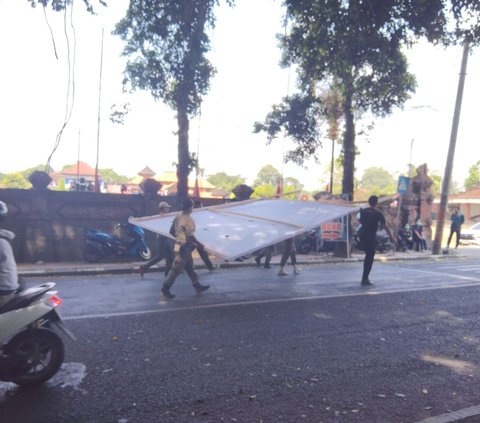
[397,176,410,194]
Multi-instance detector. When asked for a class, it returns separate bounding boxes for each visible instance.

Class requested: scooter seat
[0,283,56,314]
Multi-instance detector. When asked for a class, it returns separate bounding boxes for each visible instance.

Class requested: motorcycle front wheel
[83,242,104,263]
[298,240,313,254]
[7,328,64,386]
[139,246,152,261]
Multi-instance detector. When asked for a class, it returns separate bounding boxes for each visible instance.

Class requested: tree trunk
[341,85,356,200]
[176,107,190,208]
[335,82,356,258]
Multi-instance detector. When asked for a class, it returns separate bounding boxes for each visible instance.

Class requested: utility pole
[329,138,334,194]
[94,28,104,193]
[408,138,414,177]
[432,39,470,254]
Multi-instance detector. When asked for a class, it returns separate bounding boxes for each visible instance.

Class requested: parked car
[460,222,480,243]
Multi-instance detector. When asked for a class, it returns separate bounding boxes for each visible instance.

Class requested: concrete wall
[0,188,223,263]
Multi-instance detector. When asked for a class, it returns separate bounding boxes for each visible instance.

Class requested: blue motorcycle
[83,223,152,263]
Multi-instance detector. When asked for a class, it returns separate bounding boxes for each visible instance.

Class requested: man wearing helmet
[0,201,20,307]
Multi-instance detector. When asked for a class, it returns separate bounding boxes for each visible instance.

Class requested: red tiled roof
[449,186,480,200]
[61,161,97,176]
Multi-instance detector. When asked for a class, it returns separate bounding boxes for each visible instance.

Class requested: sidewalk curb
[17,251,461,278]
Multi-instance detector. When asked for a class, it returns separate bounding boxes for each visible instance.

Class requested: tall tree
[465,161,480,190]
[255,1,480,200]
[323,82,343,194]
[251,184,276,199]
[207,172,245,193]
[429,172,459,196]
[284,176,303,192]
[114,0,231,206]
[253,165,281,188]
[358,166,396,196]
[98,168,129,185]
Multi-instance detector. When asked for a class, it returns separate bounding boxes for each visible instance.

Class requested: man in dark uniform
[446,206,464,249]
[359,195,395,286]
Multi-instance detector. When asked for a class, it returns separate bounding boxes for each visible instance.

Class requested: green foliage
[253,94,324,165]
[284,176,303,193]
[277,1,426,196]
[282,184,300,200]
[450,1,480,42]
[1,172,31,189]
[250,168,303,199]
[114,0,231,204]
[465,161,480,190]
[115,0,216,115]
[251,184,275,199]
[256,0,480,199]
[207,172,245,193]
[27,0,106,13]
[428,173,442,197]
[98,168,129,184]
[21,165,52,181]
[55,177,66,191]
[428,172,459,196]
[253,165,281,188]
[358,167,396,196]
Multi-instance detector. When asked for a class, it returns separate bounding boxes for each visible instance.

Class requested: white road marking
[415,404,480,423]
[64,279,480,321]
[397,265,480,282]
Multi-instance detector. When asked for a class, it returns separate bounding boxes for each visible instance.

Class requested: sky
[1,0,479,192]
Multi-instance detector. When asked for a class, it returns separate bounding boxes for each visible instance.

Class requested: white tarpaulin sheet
[130,198,360,260]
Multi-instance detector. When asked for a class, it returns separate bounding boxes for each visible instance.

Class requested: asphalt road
[3,257,480,423]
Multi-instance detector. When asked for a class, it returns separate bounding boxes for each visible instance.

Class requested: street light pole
[432,39,470,254]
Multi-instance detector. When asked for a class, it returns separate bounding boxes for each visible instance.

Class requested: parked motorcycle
[0,282,75,386]
[297,230,336,255]
[353,227,393,253]
[83,222,152,263]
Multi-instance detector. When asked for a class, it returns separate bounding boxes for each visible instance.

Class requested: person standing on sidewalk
[359,195,395,286]
[412,219,428,252]
[278,237,300,276]
[0,201,20,308]
[140,201,174,277]
[161,199,209,299]
[446,207,464,249]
